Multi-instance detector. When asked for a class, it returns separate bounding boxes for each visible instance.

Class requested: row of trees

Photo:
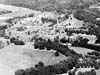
[72,42,100,51]
[76,61,99,70]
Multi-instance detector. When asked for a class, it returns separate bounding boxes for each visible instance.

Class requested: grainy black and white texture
[0,0,99,75]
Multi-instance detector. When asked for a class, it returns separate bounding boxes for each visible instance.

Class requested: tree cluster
[10,37,25,45]
[72,38,100,51]
[34,38,80,58]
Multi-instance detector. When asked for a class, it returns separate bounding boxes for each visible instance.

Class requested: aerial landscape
[0,0,100,75]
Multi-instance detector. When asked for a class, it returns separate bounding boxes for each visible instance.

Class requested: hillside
[0,44,67,75]
[0,0,98,11]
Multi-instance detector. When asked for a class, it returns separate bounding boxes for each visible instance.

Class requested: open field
[69,45,94,55]
[0,44,67,75]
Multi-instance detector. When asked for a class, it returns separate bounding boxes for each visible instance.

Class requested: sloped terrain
[0,0,71,10]
[69,46,94,55]
[0,0,97,10]
[0,44,67,75]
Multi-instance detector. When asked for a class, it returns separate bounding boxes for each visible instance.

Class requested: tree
[78,72,84,75]
[15,69,25,75]
[6,19,12,24]
[95,38,100,44]
[17,27,25,31]
[91,69,96,75]
[28,13,34,17]
[68,71,73,75]
[76,64,80,68]
[34,44,39,49]
[98,60,100,67]
[54,51,59,57]
[60,37,68,43]
[10,37,16,43]
[82,38,89,44]
[94,64,99,70]
[54,36,60,43]
[14,40,25,45]
[38,61,44,67]
[35,64,39,68]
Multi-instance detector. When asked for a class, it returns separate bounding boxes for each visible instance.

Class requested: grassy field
[68,45,94,55]
[0,44,67,75]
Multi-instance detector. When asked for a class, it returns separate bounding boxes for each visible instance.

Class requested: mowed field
[0,44,67,75]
